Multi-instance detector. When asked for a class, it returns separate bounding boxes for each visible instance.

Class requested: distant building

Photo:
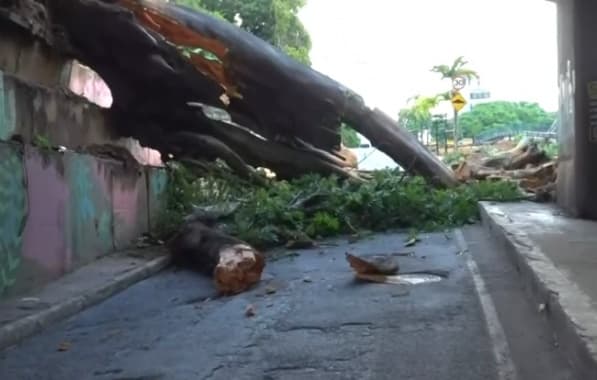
[430,80,492,117]
[462,80,491,112]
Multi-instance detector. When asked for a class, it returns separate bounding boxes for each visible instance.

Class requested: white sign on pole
[452,76,466,91]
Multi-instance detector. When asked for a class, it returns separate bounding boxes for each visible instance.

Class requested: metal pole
[444,115,448,154]
[435,120,440,154]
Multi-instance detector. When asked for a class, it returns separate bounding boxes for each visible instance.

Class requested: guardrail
[473,130,517,145]
[473,128,556,145]
[520,130,557,140]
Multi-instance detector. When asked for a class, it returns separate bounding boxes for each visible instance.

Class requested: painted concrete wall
[0,72,163,167]
[0,21,68,88]
[0,142,168,297]
[0,143,27,296]
[0,22,163,167]
[0,24,169,297]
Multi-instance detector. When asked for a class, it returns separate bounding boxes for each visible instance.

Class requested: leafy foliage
[459,101,555,137]
[175,0,312,65]
[398,95,443,135]
[157,164,524,249]
[442,151,466,166]
[340,124,361,148]
[540,140,559,159]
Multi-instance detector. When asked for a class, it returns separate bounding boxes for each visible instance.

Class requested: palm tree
[431,56,479,149]
[398,94,442,144]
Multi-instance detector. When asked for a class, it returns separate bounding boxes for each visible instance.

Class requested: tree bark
[203,120,368,181]
[168,131,259,181]
[167,220,265,295]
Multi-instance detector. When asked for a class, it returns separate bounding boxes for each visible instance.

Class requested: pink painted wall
[21,147,70,281]
[112,169,149,250]
[0,40,168,297]
[117,138,164,168]
[0,143,166,297]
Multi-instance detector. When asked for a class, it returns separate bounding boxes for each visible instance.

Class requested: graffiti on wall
[0,144,167,298]
[67,154,113,263]
[0,144,27,294]
[0,72,16,141]
[148,169,168,230]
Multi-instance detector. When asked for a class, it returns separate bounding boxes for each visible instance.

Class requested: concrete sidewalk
[480,201,597,379]
[0,247,169,351]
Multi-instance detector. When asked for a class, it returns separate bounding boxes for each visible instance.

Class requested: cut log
[167,220,265,295]
[214,244,265,295]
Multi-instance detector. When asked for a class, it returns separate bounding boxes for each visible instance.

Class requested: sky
[299,0,559,117]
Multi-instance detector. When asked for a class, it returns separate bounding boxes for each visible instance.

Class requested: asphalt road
[0,228,576,380]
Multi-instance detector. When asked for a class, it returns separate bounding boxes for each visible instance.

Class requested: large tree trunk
[41,0,457,185]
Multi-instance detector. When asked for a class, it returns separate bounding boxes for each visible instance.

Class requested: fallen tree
[28,0,459,186]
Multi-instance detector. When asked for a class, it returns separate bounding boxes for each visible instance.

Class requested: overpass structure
[549,0,597,218]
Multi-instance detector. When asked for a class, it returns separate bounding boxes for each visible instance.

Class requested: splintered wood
[214,244,265,295]
[453,138,557,201]
[167,220,265,295]
[345,253,400,275]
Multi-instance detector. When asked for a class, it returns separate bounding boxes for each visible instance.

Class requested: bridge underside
[554,0,597,218]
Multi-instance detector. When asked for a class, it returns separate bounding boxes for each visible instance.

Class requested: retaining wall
[0,143,168,297]
[0,22,168,298]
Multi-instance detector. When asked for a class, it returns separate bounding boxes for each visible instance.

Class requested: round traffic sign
[452,76,466,91]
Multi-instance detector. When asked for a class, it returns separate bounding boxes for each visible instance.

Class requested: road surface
[0,227,575,379]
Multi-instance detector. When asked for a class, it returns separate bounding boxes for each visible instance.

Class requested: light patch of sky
[299,0,558,117]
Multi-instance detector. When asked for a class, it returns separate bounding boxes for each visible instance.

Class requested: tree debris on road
[346,252,448,286]
[453,138,557,202]
[346,253,400,275]
[167,219,265,295]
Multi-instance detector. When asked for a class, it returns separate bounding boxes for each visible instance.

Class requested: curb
[0,255,170,351]
[479,202,597,379]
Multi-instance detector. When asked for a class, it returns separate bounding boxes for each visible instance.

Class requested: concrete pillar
[556,0,597,218]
